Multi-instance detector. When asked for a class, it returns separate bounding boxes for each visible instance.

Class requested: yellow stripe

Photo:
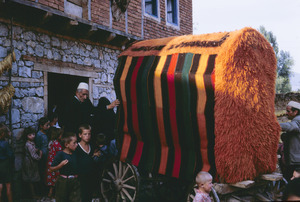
[120,56,132,133]
[195,54,209,113]
[154,56,167,108]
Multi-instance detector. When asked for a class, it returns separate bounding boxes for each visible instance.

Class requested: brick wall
[34,0,192,39]
[39,0,64,11]
[91,0,110,27]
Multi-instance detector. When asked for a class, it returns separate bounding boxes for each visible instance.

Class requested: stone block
[12,63,18,76]
[23,31,36,41]
[0,46,7,58]
[11,108,20,124]
[51,37,60,47]
[22,97,44,113]
[36,87,44,97]
[14,88,25,98]
[35,45,44,57]
[32,71,43,79]
[16,42,26,51]
[19,66,31,78]
[90,48,98,58]
[61,41,68,49]
[20,82,30,88]
[0,24,8,37]
[13,99,22,108]
[26,40,36,48]
[25,61,34,66]
[53,51,61,60]
[40,34,50,43]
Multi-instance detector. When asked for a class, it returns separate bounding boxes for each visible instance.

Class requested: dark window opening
[145,0,158,17]
[47,72,88,125]
[167,0,178,25]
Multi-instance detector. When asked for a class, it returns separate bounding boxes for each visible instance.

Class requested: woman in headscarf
[93,97,119,141]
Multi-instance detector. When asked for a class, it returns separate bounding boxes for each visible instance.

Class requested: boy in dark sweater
[50,132,80,202]
[75,124,98,202]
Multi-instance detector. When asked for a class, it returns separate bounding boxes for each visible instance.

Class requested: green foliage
[258,26,294,93]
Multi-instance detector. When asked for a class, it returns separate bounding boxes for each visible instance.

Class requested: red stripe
[130,57,144,166]
[167,53,181,178]
[132,141,144,166]
[157,108,169,174]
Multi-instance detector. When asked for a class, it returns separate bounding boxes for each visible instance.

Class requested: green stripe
[181,53,195,179]
[138,56,156,172]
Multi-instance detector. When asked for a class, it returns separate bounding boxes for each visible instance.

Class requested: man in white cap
[280,101,300,180]
[62,82,94,133]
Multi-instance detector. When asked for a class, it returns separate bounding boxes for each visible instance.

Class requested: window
[166,0,178,25]
[145,0,158,17]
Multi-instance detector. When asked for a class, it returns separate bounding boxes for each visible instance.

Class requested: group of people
[1,82,300,201]
[192,100,300,202]
[0,82,119,202]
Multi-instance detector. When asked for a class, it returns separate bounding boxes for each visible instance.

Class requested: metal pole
[8,17,13,132]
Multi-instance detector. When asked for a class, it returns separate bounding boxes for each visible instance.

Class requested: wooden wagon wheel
[186,183,220,202]
[100,160,139,202]
[256,177,288,201]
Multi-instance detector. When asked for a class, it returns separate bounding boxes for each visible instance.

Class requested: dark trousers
[55,176,81,202]
[79,175,95,202]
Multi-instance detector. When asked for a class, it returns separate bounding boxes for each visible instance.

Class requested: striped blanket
[113,27,281,183]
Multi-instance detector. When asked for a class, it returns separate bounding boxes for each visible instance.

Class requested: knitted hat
[77,82,89,90]
[287,101,300,110]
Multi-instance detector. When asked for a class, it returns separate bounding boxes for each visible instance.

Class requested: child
[193,171,213,202]
[22,127,42,199]
[93,133,117,164]
[75,124,98,202]
[0,124,14,202]
[49,112,61,129]
[291,167,300,180]
[35,116,50,194]
[46,127,63,198]
[50,132,81,202]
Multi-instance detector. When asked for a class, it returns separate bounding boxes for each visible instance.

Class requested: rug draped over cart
[113,27,281,183]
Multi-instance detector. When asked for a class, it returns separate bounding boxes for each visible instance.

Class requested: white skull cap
[77,82,89,90]
[287,101,300,110]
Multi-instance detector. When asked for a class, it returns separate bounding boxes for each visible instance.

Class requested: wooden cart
[99,27,281,201]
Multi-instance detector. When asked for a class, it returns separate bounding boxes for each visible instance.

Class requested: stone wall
[0,21,120,133]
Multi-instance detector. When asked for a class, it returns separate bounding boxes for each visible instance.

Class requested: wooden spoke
[123,184,136,190]
[113,162,118,178]
[122,188,133,201]
[121,165,130,180]
[122,175,135,184]
[101,160,138,202]
[107,171,115,180]
[119,160,122,179]
[102,178,112,183]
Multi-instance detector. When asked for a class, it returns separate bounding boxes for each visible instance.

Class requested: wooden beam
[0,76,42,83]
[34,63,98,78]
[230,180,255,189]
[260,173,283,181]
[39,11,53,25]
[106,32,116,42]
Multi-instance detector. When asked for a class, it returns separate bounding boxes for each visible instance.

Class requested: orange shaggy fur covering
[214,28,281,183]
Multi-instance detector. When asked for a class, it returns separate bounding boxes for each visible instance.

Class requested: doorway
[47,72,89,124]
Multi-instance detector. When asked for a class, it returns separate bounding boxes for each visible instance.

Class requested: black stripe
[188,54,203,175]
[125,57,138,162]
[161,55,174,177]
[147,56,162,174]
[113,56,127,155]
[204,54,216,177]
